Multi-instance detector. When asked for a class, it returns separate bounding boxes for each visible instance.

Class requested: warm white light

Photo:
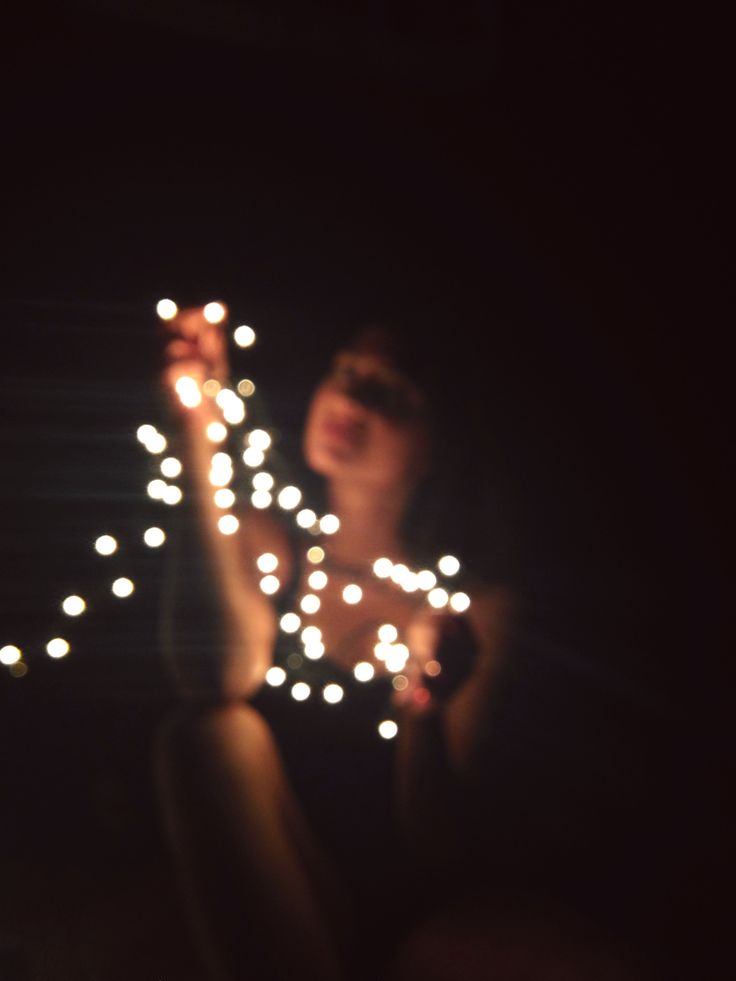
[308,570,327,590]
[300,594,320,614]
[391,563,410,586]
[94,535,117,556]
[323,684,344,704]
[211,452,232,470]
[449,591,471,613]
[373,557,392,578]
[342,584,362,605]
[112,577,134,598]
[319,514,340,535]
[301,626,322,644]
[417,570,437,591]
[203,301,226,324]
[46,638,70,659]
[307,546,325,564]
[296,508,317,529]
[353,661,375,682]
[385,644,409,673]
[291,682,310,702]
[425,660,442,677]
[62,595,86,616]
[400,572,419,592]
[252,471,274,491]
[218,514,239,535]
[265,666,286,687]
[256,552,278,573]
[251,490,272,509]
[156,298,178,320]
[206,421,228,443]
[136,424,157,444]
[233,324,256,348]
[143,527,166,547]
[278,486,302,510]
[209,468,232,487]
[392,675,408,691]
[203,379,221,397]
[160,456,182,478]
[147,479,167,500]
[378,720,398,740]
[438,555,460,577]
[374,642,392,661]
[175,375,202,409]
[237,378,256,397]
[146,432,168,454]
[378,624,398,643]
[213,488,236,509]
[248,429,271,451]
[259,575,280,595]
[163,485,183,505]
[217,390,245,424]
[1,645,22,666]
[280,612,301,633]
[242,447,265,468]
[428,587,449,609]
[304,641,325,660]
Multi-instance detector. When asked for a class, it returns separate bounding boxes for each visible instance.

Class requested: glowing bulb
[428,587,449,609]
[252,471,274,491]
[206,421,228,443]
[342,584,362,605]
[373,557,393,578]
[304,642,325,660]
[136,424,157,444]
[146,432,168,454]
[296,508,317,528]
[94,535,117,556]
[400,572,419,592]
[374,642,392,661]
[214,488,236,508]
[209,469,232,487]
[156,298,178,320]
[291,682,310,702]
[216,390,245,424]
[112,577,134,598]
[353,661,375,682]
[143,527,165,547]
[256,552,278,573]
[319,514,340,535]
[425,660,442,677]
[174,375,202,409]
[323,684,344,704]
[307,546,325,564]
[203,301,226,324]
[265,666,286,687]
[242,447,265,468]
[203,379,221,397]
[417,570,437,591]
[211,451,232,470]
[378,624,398,643]
[259,575,280,595]
[160,456,182,478]
[300,594,320,614]
[392,675,409,691]
[378,720,398,740]
[237,378,256,397]
[438,555,460,577]
[147,479,167,500]
[301,626,322,644]
[391,563,409,586]
[449,592,471,613]
[233,324,256,347]
[251,490,272,509]
[277,486,302,510]
[163,485,183,505]
[46,638,70,659]
[385,644,409,673]
[1,645,22,666]
[62,595,86,616]
[280,613,301,633]
[248,429,271,451]
[308,570,327,590]
[218,514,239,535]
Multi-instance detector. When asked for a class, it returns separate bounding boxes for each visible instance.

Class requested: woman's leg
[154,701,351,981]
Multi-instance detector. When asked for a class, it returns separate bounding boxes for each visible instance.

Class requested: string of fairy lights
[1,299,471,738]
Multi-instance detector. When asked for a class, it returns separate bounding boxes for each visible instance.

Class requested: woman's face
[303,349,430,493]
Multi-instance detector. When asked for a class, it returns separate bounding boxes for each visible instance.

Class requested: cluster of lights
[4,298,472,745]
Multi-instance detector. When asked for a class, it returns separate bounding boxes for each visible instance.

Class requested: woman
[154,302,522,980]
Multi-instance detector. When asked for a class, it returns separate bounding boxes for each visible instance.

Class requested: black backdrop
[1,2,731,978]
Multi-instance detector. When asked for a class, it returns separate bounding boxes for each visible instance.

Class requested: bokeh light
[94,535,117,556]
[112,577,134,598]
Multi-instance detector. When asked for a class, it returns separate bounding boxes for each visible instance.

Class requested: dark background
[1,2,731,978]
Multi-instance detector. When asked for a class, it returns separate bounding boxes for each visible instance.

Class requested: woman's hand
[161,303,230,414]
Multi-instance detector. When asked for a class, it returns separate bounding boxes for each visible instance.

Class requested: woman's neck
[325,478,411,567]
